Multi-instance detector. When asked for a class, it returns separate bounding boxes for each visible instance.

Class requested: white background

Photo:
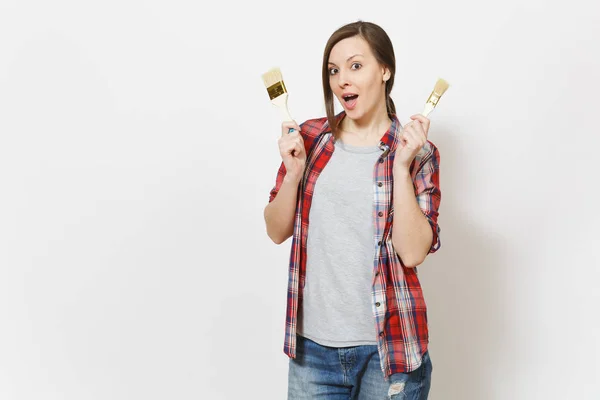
[1,0,599,399]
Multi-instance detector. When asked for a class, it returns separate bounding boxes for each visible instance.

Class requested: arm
[264,170,302,244]
[391,161,438,267]
[391,115,441,267]
[264,121,307,244]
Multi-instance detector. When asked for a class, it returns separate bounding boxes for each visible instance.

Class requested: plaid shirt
[268,112,441,376]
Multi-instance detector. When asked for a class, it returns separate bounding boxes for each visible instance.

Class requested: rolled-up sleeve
[268,161,287,203]
[413,144,441,254]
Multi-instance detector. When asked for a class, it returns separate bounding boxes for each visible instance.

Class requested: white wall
[1,0,598,399]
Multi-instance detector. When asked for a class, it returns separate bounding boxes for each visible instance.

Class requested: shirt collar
[379,114,402,154]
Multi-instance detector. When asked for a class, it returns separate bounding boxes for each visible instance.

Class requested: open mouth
[342,94,359,109]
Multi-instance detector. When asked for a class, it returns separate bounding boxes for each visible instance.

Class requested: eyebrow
[328,53,364,66]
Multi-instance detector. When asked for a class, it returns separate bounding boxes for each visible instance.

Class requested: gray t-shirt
[297,139,382,347]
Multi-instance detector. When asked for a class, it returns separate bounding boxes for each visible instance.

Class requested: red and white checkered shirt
[268,112,441,376]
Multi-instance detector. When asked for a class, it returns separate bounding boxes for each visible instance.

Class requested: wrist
[283,173,302,185]
[393,165,410,178]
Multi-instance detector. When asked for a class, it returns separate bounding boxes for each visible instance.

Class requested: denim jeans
[288,335,432,399]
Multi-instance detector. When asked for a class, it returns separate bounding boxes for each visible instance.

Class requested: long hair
[322,21,396,138]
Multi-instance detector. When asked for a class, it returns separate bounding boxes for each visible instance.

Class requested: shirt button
[379,158,384,163]
[379,331,385,337]
[378,212,384,217]
[375,271,380,276]
[375,302,381,307]
[378,182,383,187]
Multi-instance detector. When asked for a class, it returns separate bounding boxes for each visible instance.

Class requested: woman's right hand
[278,121,307,182]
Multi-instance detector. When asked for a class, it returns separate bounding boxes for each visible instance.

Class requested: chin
[344,108,364,120]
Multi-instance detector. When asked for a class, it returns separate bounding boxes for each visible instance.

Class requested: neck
[340,104,392,141]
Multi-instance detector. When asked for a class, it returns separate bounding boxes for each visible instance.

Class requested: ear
[382,66,391,82]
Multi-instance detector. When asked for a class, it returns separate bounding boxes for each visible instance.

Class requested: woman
[264,20,441,400]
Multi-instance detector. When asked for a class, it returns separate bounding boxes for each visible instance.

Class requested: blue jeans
[288,335,432,399]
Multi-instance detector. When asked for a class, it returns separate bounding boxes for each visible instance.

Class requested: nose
[336,69,349,88]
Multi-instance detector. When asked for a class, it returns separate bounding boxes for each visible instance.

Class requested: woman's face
[328,35,390,121]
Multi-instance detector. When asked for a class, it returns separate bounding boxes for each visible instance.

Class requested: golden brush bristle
[433,78,449,97]
[427,78,450,106]
[422,78,450,117]
[261,67,283,88]
[262,67,287,100]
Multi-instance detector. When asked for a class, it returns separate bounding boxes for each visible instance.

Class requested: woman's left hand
[393,114,430,171]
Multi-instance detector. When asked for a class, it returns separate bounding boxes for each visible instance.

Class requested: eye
[351,62,362,70]
[329,67,338,75]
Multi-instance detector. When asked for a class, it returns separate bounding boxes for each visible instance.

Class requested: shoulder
[299,116,329,139]
[298,116,330,150]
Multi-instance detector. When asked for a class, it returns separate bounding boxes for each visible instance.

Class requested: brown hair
[322,21,396,138]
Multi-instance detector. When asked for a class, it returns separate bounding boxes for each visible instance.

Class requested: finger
[400,125,413,141]
[407,120,427,143]
[290,136,304,150]
[410,114,429,124]
[402,130,416,149]
[399,132,409,147]
[408,129,426,149]
[288,126,302,136]
[289,136,303,151]
[282,120,299,129]
[290,134,302,146]
[279,135,302,153]
[415,123,428,143]
[280,141,294,154]
[282,121,301,135]
[282,127,297,136]
[403,123,419,139]
[289,145,299,157]
[404,129,422,149]
[409,120,425,137]
[280,136,298,150]
[411,115,430,137]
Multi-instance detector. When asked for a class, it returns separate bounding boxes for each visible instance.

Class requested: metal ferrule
[267,81,286,100]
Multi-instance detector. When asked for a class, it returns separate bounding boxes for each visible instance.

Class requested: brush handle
[271,92,294,133]
[279,105,294,124]
[422,102,435,117]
